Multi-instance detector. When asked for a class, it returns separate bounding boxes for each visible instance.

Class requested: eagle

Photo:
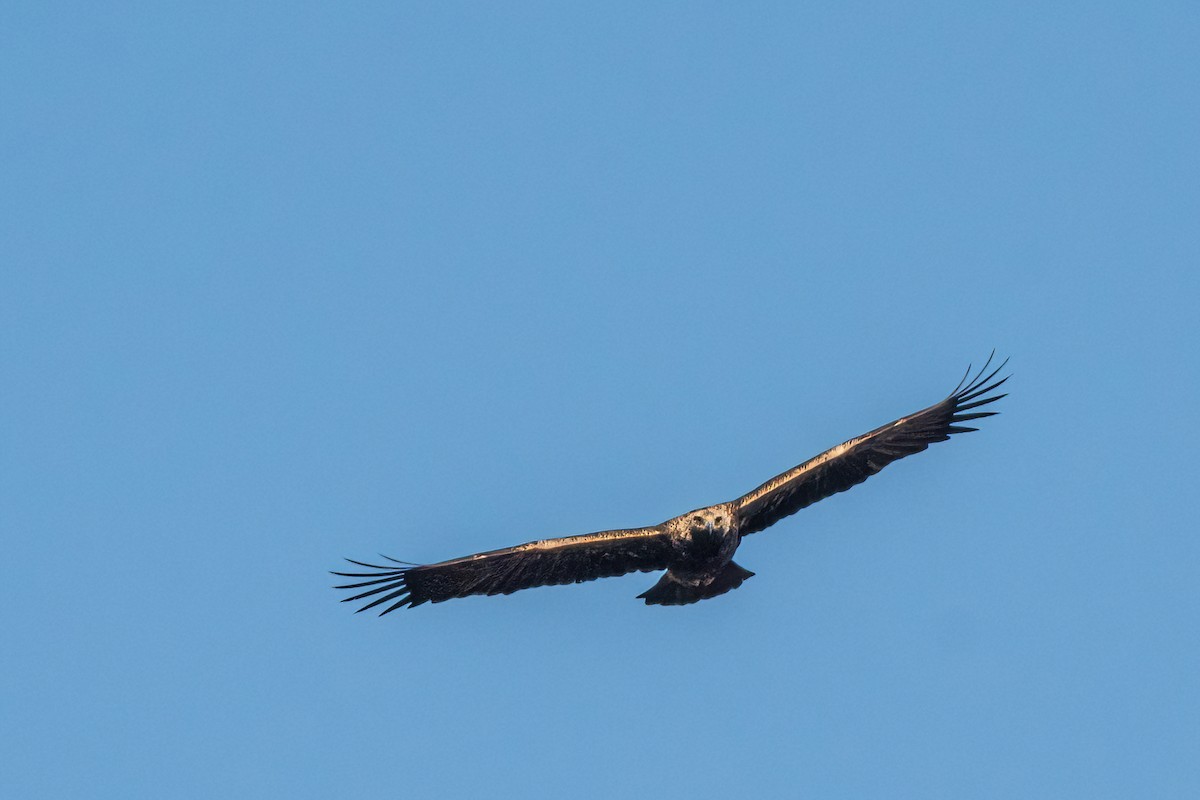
[334,355,1008,613]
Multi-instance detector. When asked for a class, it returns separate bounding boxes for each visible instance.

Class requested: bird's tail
[637,562,755,606]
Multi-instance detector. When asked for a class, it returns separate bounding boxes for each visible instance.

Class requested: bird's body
[643,503,747,605]
[663,504,740,584]
[335,355,1009,613]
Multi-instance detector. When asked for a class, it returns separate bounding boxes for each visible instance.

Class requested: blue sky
[3,3,1197,798]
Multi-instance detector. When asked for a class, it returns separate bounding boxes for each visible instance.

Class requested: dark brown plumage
[334,355,1008,613]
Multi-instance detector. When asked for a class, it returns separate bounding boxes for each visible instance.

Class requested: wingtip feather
[333,556,420,615]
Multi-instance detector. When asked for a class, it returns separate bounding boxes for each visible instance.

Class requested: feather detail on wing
[734,354,1009,536]
[332,527,672,614]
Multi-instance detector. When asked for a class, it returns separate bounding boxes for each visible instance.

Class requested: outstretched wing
[734,355,1009,536]
[333,527,672,614]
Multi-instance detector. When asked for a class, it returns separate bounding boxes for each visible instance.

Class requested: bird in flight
[334,355,1008,613]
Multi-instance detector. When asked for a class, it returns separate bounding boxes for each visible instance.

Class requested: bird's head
[686,507,729,536]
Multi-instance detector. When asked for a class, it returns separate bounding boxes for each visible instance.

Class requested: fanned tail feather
[637,562,755,606]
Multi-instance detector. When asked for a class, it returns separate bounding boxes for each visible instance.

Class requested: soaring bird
[334,355,1008,612]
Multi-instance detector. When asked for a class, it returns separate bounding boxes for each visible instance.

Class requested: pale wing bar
[734,355,1009,536]
[333,527,672,614]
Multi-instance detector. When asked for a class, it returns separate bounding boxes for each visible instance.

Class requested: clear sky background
[3,3,1197,798]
